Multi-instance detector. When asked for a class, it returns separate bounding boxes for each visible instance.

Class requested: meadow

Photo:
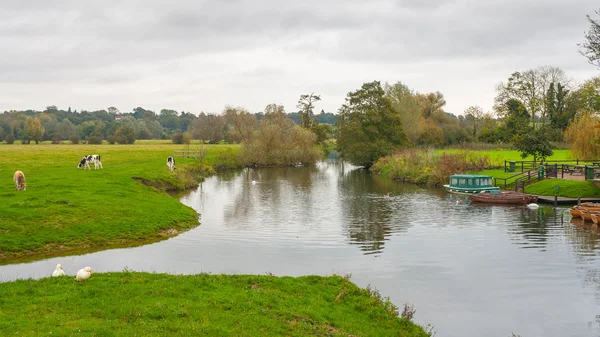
[0,141,241,264]
[0,272,429,336]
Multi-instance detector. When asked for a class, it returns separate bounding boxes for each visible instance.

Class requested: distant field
[0,142,240,263]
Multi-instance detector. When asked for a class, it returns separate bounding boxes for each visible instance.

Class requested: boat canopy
[448,174,493,188]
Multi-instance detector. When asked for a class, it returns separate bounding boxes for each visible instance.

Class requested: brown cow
[13,170,26,191]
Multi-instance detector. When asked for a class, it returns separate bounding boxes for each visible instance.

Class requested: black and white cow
[167,156,175,172]
[78,154,103,170]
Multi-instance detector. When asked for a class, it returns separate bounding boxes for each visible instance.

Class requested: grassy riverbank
[0,272,430,337]
[0,142,241,264]
[525,179,600,198]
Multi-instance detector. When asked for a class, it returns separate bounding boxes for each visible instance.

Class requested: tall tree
[24,116,45,144]
[223,106,256,143]
[384,82,422,144]
[297,93,321,128]
[337,81,408,167]
[463,105,484,137]
[579,9,600,68]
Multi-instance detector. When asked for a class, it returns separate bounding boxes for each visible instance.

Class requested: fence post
[504,160,506,172]
[577,159,579,165]
[521,162,524,173]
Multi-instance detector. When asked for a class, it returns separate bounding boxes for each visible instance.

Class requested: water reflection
[1,160,599,337]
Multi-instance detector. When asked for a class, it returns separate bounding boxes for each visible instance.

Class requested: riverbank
[372,148,600,198]
[0,272,430,336]
[0,142,241,264]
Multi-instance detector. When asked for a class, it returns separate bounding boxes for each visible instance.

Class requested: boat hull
[469,192,531,205]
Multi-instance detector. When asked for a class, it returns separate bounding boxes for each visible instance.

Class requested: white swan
[456,199,463,205]
[75,267,93,282]
[251,180,257,185]
[52,264,65,277]
[527,203,540,209]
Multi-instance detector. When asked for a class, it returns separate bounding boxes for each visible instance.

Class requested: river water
[1,160,599,337]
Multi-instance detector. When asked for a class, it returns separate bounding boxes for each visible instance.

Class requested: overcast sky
[0,0,598,116]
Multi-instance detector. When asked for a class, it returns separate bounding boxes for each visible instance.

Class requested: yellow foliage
[564,111,600,158]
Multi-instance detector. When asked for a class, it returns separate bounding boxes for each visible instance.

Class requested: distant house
[115,114,123,121]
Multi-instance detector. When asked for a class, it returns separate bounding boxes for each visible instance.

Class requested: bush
[5,133,15,144]
[51,135,62,144]
[114,127,136,144]
[20,138,31,144]
[88,136,103,145]
[107,135,117,144]
[171,132,184,144]
[70,135,80,144]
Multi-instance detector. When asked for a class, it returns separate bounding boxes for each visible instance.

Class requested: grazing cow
[167,156,175,172]
[13,170,26,191]
[77,154,103,170]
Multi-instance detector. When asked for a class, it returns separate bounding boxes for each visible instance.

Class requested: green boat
[443,174,500,195]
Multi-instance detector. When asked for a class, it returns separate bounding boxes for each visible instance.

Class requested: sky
[0,0,598,116]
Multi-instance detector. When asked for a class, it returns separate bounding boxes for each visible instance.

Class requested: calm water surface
[1,160,600,337]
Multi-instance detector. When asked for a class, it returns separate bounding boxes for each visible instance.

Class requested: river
[1,159,599,337]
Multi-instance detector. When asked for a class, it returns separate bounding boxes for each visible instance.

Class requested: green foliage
[513,126,554,162]
[115,126,136,144]
[87,135,103,145]
[503,99,531,135]
[310,123,333,145]
[525,179,600,198]
[338,81,409,167]
[0,273,429,337]
[0,143,239,263]
[69,135,80,144]
[4,133,15,144]
[107,135,117,144]
[24,116,44,144]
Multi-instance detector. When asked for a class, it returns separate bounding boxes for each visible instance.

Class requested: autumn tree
[337,81,408,167]
[190,113,225,144]
[223,106,256,143]
[24,116,45,144]
[564,111,600,158]
[114,126,136,144]
[579,9,600,68]
[297,93,321,128]
[415,91,446,118]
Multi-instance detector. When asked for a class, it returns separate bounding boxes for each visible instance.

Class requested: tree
[495,66,569,127]
[337,81,408,167]
[384,81,422,144]
[297,93,321,128]
[223,106,256,143]
[579,9,600,68]
[107,107,120,115]
[114,126,136,144]
[190,113,225,143]
[24,116,45,144]
[564,111,600,158]
[513,127,554,163]
[463,105,484,137]
[415,91,446,118]
[502,99,531,136]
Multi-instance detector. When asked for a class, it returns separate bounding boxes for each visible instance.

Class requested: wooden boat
[569,205,600,221]
[444,174,500,195]
[469,191,532,205]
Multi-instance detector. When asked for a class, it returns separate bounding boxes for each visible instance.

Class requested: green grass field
[0,273,429,337]
[435,149,579,167]
[0,141,240,263]
[525,179,600,198]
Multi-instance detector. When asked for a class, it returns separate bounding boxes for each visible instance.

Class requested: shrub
[171,132,184,144]
[51,135,62,144]
[114,127,136,144]
[107,135,117,144]
[88,135,103,145]
[5,133,15,144]
[21,138,31,144]
[70,135,80,144]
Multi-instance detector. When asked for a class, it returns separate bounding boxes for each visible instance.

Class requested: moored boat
[469,191,532,205]
[444,174,500,195]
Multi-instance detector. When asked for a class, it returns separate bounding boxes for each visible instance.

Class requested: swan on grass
[52,264,65,277]
[76,267,93,282]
